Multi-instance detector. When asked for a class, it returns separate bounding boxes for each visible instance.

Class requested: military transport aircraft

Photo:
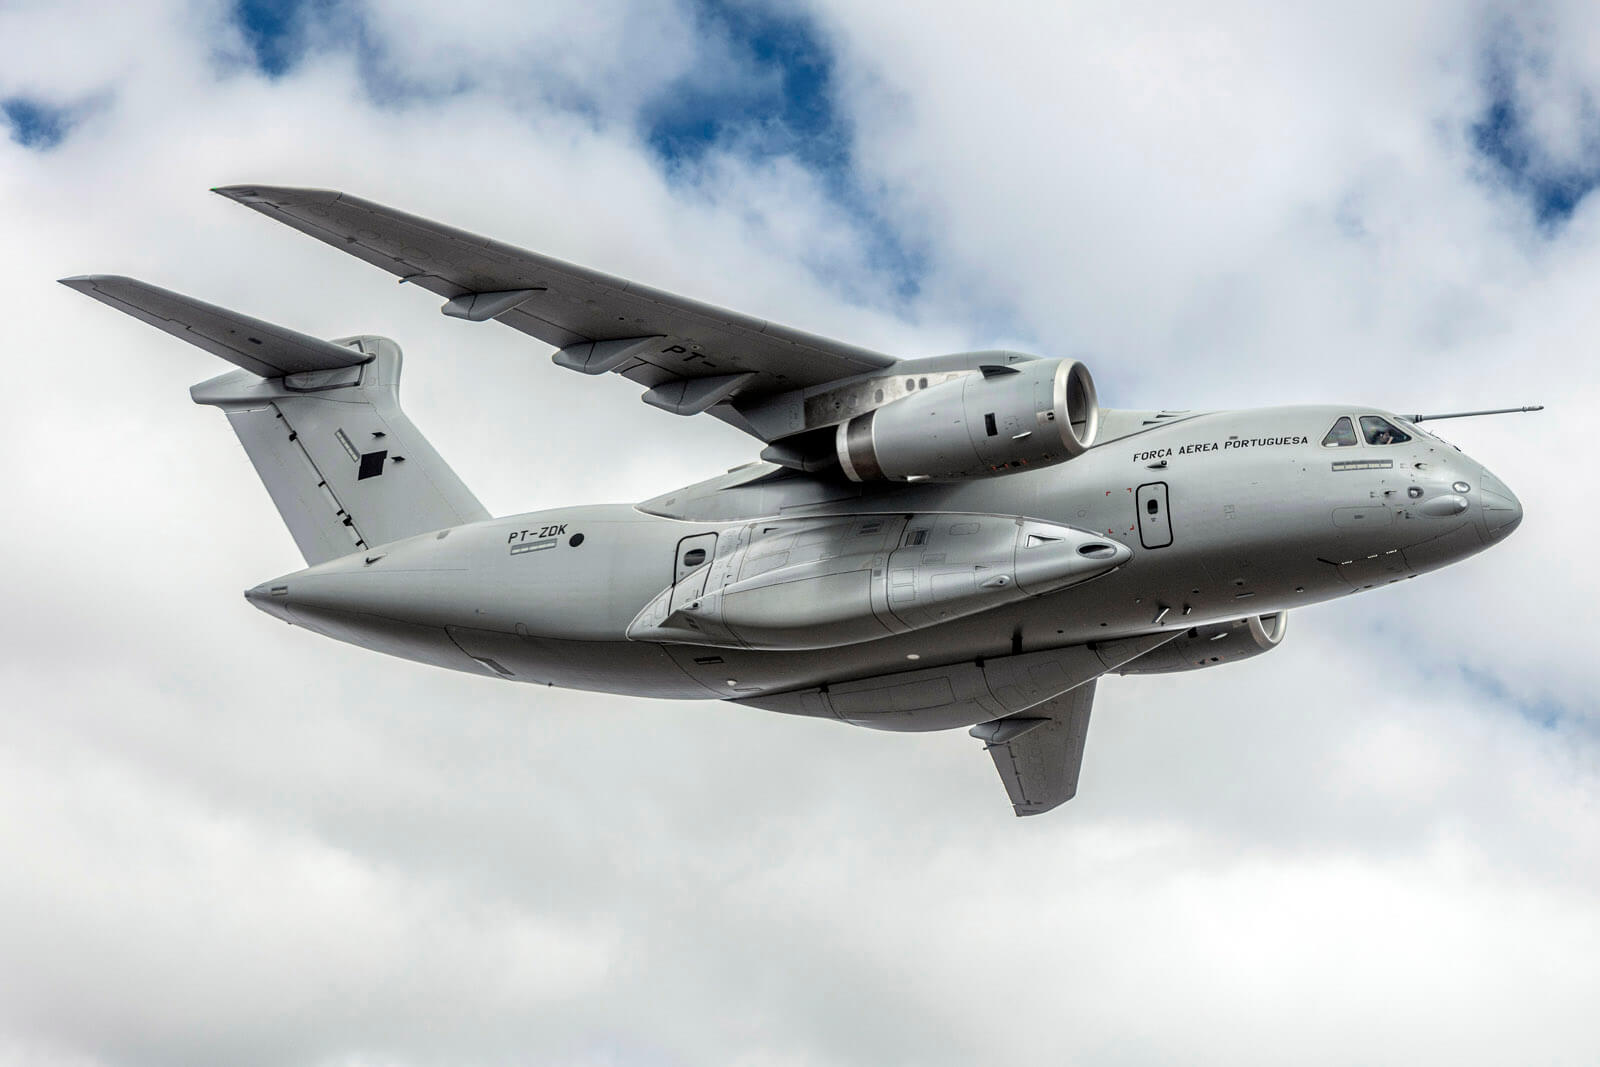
[62,186,1532,815]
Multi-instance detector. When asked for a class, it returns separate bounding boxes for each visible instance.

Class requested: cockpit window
[1321,417,1358,447]
[1360,415,1411,445]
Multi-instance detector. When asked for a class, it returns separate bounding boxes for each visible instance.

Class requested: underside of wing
[971,681,1098,817]
[212,185,896,437]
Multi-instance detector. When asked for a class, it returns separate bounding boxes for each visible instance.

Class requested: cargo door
[1136,482,1173,549]
[669,533,718,612]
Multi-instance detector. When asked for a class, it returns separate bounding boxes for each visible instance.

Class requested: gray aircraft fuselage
[246,402,1519,731]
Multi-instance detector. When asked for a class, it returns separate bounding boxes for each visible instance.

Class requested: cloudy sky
[2,1,1597,1064]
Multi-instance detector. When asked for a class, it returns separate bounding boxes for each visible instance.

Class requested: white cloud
[0,1,1597,1064]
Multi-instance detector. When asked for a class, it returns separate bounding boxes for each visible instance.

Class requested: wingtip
[59,273,135,289]
[212,184,343,207]
[212,184,272,204]
[58,274,124,292]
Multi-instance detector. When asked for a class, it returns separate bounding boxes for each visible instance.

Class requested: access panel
[1136,482,1173,549]
[669,532,718,613]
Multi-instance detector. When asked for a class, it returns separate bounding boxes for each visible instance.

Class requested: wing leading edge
[211,185,897,438]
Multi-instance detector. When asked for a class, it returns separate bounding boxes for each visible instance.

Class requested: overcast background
[1,1,1597,1064]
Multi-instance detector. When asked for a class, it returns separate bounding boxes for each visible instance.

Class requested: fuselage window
[1360,415,1411,445]
[682,548,707,568]
[1321,417,1358,447]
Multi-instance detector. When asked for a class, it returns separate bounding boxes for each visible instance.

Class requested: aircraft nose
[1477,467,1522,541]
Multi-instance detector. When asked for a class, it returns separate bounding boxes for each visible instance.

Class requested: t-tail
[59,275,488,564]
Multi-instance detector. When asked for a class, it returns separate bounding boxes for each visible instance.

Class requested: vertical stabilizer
[62,276,489,564]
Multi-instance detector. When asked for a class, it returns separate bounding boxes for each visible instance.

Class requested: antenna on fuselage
[1405,405,1545,423]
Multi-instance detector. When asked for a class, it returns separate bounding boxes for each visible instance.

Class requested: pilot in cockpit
[1360,415,1410,446]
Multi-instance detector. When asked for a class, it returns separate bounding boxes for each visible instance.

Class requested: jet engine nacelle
[835,358,1099,482]
[1116,612,1289,675]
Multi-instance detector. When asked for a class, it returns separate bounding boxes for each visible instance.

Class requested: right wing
[212,185,897,438]
[970,681,1097,817]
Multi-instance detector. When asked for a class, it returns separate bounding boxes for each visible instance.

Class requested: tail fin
[62,275,489,564]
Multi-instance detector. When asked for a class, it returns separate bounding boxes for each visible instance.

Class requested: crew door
[1136,482,1173,549]
[669,533,718,612]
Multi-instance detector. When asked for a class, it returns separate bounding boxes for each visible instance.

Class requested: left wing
[970,682,1098,817]
[212,185,897,438]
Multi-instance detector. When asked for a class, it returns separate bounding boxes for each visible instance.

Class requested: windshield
[1360,415,1411,445]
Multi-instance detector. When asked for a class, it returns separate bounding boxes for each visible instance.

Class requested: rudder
[192,338,488,563]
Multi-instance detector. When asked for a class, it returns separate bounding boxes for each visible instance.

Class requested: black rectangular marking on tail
[358,450,388,479]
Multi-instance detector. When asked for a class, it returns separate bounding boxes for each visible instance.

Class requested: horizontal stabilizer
[59,275,368,378]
